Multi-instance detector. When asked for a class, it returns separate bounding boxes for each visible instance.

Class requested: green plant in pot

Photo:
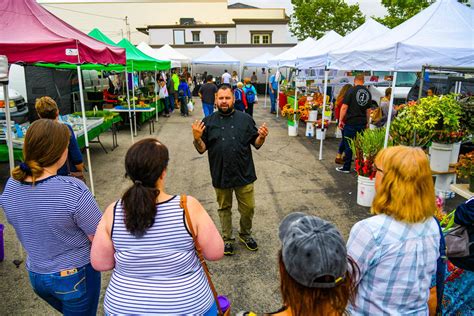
[456,151,474,192]
[422,94,463,144]
[390,101,433,147]
[348,128,391,180]
[458,96,474,135]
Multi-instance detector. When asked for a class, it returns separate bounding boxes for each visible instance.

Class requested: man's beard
[218,105,233,114]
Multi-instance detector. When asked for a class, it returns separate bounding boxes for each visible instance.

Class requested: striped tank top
[104,195,214,315]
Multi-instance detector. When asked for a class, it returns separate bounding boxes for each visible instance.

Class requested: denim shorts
[28,263,101,316]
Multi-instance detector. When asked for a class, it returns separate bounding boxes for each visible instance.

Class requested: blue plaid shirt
[347,214,440,315]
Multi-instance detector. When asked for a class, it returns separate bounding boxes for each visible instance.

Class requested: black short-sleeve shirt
[343,85,372,125]
[199,83,218,105]
[201,110,259,189]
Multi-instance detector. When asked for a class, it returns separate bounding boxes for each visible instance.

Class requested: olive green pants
[214,183,255,242]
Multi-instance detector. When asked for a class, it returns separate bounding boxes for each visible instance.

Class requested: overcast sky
[229,0,388,17]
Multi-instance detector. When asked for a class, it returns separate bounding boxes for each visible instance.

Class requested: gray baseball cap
[279,212,347,288]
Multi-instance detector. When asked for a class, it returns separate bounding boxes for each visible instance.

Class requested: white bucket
[335,127,342,138]
[450,142,461,164]
[288,122,298,137]
[308,110,318,122]
[430,142,453,172]
[305,122,315,137]
[316,128,326,140]
[357,176,376,207]
[369,124,377,130]
[323,110,332,122]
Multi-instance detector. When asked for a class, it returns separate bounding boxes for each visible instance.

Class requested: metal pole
[124,70,134,143]
[384,71,398,148]
[276,66,280,118]
[418,66,425,101]
[318,70,329,160]
[2,84,14,172]
[77,65,95,196]
[154,66,158,122]
[132,62,137,136]
[264,68,268,109]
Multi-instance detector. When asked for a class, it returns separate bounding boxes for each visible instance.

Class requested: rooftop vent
[180,18,195,25]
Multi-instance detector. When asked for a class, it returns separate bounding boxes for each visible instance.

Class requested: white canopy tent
[155,44,191,67]
[136,42,179,68]
[297,19,389,69]
[192,46,240,65]
[328,0,474,148]
[268,37,316,68]
[244,52,275,108]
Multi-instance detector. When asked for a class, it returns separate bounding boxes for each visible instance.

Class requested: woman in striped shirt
[0,119,102,315]
[91,138,224,315]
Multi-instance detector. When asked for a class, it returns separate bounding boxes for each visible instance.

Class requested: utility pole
[125,16,131,41]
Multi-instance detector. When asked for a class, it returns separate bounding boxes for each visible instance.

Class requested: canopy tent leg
[154,66,158,122]
[124,70,134,143]
[264,68,268,109]
[132,62,137,136]
[293,70,298,123]
[77,65,95,196]
[418,66,425,101]
[384,71,398,148]
[318,70,329,161]
[2,84,14,172]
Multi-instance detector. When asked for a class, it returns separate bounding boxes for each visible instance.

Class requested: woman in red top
[335,84,352,164]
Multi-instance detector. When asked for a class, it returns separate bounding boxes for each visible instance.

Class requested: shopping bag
[187,101,194,112]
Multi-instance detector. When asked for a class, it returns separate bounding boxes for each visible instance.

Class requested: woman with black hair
[91,138,223,315]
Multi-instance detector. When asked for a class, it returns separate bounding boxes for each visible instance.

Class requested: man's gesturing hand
[258,122,269,139]
[192,120,205,140]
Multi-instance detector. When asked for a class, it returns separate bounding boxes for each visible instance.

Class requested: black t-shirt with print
[343,85,372,125]
[199,82,218,105]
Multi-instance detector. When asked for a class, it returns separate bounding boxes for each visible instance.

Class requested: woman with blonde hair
[0,119,102,315]
[346,146,440,315]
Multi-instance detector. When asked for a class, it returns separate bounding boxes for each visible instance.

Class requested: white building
[39,0,297,75]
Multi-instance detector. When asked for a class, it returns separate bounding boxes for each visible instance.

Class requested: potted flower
[348,128,390,207]
[314,119,329,140]
[281,103,302,136]
[455,151,474,192]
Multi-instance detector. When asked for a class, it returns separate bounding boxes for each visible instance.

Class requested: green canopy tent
[88,28,117,46]
[116,38,171,135]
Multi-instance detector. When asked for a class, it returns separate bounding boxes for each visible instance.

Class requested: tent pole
[318,70,329,160]
[132,62,137,136]
[276,66,280,118]
[384,71,397,148]
[418,65,425,101]
[155,66,158,122]
[264,68,268,109]
[124,70,134,143]
[77,65,95,196]
[2,84,14,172]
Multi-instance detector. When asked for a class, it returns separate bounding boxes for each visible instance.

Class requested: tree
[289,0,365,40]
[374,0,435,28]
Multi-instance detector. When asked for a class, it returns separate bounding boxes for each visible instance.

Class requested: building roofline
[233,18,289,24]
[150,43,296,48]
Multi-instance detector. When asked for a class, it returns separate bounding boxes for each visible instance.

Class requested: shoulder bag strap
[180,195,223,315]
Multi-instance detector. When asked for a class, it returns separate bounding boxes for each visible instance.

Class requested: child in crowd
[178,77,191,117]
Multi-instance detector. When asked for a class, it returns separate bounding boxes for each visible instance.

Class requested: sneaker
[224,242,235,256]
[335,167,350,174]
[239,236,258,251]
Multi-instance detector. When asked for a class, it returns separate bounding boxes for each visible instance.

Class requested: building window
[215,31,227,44]
[251,33,272,44]
[192,31,200,42]
[173,30,185,45]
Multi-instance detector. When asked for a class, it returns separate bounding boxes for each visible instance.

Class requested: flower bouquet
[314,119,329,129]
[455,151,474,192]
[281,103,303,122]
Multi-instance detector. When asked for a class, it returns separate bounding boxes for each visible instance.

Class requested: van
[0,64,29,123]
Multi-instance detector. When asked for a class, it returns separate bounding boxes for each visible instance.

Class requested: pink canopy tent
[0,0,125,65]
[0,0,127,197]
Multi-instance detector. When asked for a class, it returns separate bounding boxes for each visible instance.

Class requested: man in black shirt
[198,75,218,117]
[337,74,371,173]
[192,85,269,256]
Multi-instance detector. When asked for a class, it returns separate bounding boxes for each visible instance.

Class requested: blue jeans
[204,301,218,316]
[202,102,214,117]
[179,96,189,115]
[168,93,175,112]
[269,90,277,112]
[342,124,366,171]
[28,263,101,316]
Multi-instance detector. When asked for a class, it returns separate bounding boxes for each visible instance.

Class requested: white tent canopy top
[329,0,474,71]
[192,46,240,65]
[298,18,389,69]
[268,37,317,68]
[244,52,275,67]
[156,44,191,65]
[136,42,190,68]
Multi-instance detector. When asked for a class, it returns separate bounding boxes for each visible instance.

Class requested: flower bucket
[305,122,314,137]
[357,176,376,207]
[308,110,318,122]
[316,128,326,140]
[369,124,377,130]
[323,110,332,121]
[430,142,453,172]
[288,121,298,137]
[450,142,461,164]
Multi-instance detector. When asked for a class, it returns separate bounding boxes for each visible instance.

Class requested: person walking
[35,96,84,179]
[91,138,223,315]
[221,70,231,85]
[231,71,239,90]
[192,85,269,256]
[166,75,175,112]
[243,78,257,117]
[334,84,352,164]
[269,71,279,114]
[158,79,171,117]
[0,119,102,316]
[234,82,247,112]
[336,74,371,173]
[171,69,180,109]
[178,77,191,117]
[198,74,218,117]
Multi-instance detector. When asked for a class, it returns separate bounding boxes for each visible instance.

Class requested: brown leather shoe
[335,157,345,164]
